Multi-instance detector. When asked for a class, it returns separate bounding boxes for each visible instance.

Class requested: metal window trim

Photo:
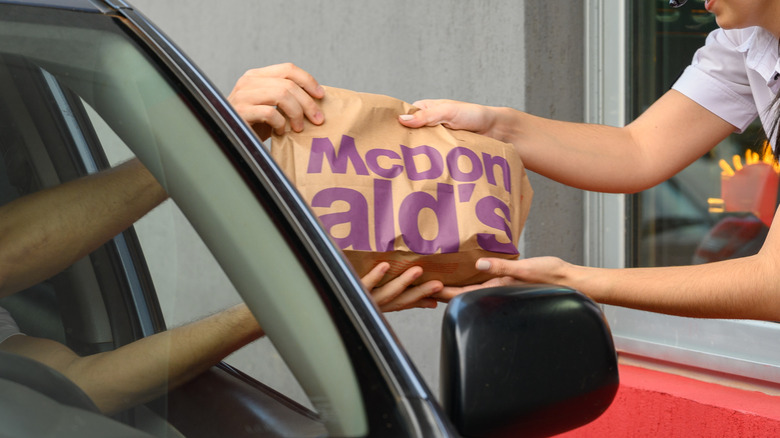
[584,0,626,271]
[42,68,157,337]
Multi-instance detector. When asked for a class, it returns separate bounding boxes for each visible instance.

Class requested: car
[0,1,619,437]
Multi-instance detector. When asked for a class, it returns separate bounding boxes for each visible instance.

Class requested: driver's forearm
[64,304,263,414]
[0,158,167,298]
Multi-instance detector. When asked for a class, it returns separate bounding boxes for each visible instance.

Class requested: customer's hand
[361,262,443,312]
[228,63,325,140]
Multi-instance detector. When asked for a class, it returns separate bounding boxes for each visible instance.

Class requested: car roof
[0,0,120,12]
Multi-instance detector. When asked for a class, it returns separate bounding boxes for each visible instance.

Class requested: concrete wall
[128,0,584,406]
[523,3,585,265]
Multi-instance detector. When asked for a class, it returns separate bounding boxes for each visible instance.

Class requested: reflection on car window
[83,98,314,409]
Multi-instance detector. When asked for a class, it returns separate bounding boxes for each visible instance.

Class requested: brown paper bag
[271,86,532,286]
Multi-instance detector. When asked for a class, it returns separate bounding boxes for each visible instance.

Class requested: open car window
[0,5,368,436]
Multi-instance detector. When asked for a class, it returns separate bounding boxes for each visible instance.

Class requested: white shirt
[0,305,23,343]
[672,26,780,138]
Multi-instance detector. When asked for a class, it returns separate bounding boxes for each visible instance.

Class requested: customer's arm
[0,303,262,414]
[0,260,439,415]
[0,159,167,298]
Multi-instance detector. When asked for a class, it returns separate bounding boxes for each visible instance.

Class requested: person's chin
[712,16,740,31]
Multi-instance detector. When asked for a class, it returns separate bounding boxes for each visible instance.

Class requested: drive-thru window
[587,0,780,390]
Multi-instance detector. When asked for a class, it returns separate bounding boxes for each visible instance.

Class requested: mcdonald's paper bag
[271,86,532,286]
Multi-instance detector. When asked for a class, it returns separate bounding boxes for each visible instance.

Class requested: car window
[85,101,313,408]
[0,6,368,436]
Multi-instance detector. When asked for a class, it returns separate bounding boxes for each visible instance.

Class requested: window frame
[584,0,780,385]
[40,70,165,341]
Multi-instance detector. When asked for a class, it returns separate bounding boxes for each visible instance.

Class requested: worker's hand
[398,99,500,138]
[432,256,569,302]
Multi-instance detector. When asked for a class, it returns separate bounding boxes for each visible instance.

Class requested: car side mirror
[440,284,619,437]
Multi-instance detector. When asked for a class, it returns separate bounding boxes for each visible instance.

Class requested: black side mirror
[440,284,619,437]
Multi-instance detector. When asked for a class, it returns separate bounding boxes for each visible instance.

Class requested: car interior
[0,53,130,355]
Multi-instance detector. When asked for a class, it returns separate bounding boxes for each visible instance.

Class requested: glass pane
[82,100,314,409]
[0,8,366,435]
[630,0,772,268]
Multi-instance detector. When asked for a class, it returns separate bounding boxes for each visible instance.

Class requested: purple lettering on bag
[307,136,369,175]
[458,183,476,203]
[447,147,483,182]
[373,179,395,252]
[311,187,372,250]
[366,149,403,178]
[401,145,443,181]
[399,183,459,255]
[482,153,512,193]
[475,196,518,254]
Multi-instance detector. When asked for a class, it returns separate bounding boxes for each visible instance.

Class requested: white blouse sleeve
[0,305,23,343]
[672,28,759,133]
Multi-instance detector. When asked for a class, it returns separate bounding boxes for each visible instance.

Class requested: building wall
[128,0,585,405]
[523,3,585,266]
